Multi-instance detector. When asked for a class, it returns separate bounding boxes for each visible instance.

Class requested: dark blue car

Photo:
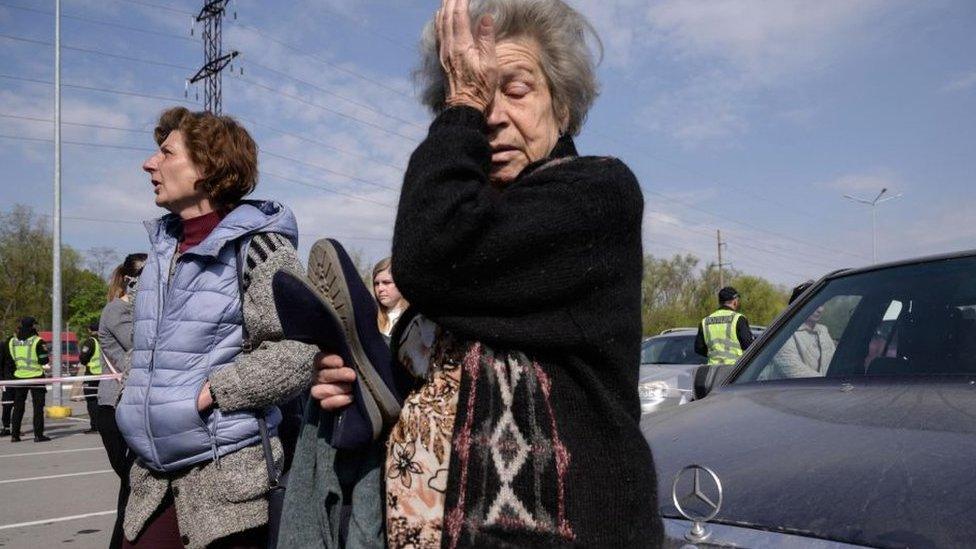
[642,251,976,548]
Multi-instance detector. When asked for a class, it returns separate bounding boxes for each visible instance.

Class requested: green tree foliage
[0,205,107,336]
[642,254,791,336]
[66,270,108,335]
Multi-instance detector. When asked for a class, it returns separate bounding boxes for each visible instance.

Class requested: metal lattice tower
[189,0,238,114]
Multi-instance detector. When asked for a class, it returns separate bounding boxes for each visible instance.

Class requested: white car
[638,327,764,414]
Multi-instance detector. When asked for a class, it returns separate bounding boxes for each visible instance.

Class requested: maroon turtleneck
[178,210,225,253]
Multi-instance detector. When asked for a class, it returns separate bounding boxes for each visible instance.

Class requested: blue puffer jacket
[117,200,297,473]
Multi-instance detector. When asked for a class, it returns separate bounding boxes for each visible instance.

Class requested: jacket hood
[144,199,298,257]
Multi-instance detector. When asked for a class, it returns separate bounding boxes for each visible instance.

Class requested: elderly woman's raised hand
[437,0,497,112]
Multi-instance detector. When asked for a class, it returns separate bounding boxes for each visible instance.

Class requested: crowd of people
[2,1,670,547]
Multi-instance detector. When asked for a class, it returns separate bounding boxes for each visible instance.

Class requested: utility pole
[189,0,238,114]
[843,188,902,264]
[52,0,63,406]
[716,229,728,289]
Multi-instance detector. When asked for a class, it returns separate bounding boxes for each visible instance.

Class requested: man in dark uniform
[695,286,756,365]
[7,317,51,442]
[78,320,102,434]
[0,323,14,436]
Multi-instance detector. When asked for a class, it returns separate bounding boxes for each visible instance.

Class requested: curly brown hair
[153,107,258,206]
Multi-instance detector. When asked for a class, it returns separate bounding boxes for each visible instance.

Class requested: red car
[38,331,80,373]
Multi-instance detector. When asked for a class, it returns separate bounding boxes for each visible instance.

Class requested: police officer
[0,325,14,437]
[7,317,51,442]
[78,320,102,434]
[695,286,755,365]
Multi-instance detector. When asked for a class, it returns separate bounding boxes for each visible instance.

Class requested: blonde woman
[372,257,408,339]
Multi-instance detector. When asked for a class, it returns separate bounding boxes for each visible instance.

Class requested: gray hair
[417,0,602,136]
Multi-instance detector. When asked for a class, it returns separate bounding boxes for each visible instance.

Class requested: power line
[0,1,197,43]
[644,187,868,262]
[646,209,840,271]
[238,56,425,131]
[0,73,198,105]
[229,73,420,142]
[0,112,152,134]
[4,112,404,205]
[234,115,406,172]
[0,135,395,209]
[588,126,841,230]
[0,33,195,70]
[229,20,414,100]
[0,133,155,152]
[262,169,394,209]
[260,149,399,193]
[315,4,416,53]
[3,207,392,243]
[112,0,195,16]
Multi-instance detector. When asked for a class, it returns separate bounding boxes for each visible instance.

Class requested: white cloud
[819,171,902,194]
[571,0,911,147]
[942,70,976,93]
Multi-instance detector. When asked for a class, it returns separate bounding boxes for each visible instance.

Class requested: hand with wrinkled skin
[437,0,498,112]
[310,351,356,410]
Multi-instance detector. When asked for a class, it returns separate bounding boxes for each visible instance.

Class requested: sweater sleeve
[98,299,133,372]
[392,107,644,321]
[208,232,317,412]
[694,323,708,358]
[737,315,755,350]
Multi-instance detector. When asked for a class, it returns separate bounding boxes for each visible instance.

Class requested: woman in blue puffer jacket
[116,106,315,548]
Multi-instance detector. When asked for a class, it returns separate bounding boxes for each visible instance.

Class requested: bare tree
[86,246,119,280]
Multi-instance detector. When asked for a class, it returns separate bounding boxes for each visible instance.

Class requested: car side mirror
[693,364,730,400]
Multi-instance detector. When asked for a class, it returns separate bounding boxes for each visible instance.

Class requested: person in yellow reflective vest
[6,317,51,442]
[79,320,102,434]
[695,287,756,365]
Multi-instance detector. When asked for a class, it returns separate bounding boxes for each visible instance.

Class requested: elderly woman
[115,107,315,548]
[297,0,662,547]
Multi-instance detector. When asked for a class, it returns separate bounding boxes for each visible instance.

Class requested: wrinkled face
[486,37,565,185]
[142,130,206,214]
[373,269,403,309]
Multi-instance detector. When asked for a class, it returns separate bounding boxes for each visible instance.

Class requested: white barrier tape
[0,373,120,387]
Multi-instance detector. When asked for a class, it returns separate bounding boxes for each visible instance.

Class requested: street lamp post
[843,188,902,264]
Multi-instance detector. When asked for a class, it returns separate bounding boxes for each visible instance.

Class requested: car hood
[641,375,976,548]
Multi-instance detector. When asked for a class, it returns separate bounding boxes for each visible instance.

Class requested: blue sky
[1,0,974,286]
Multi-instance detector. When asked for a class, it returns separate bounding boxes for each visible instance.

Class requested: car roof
[825,248,976,281]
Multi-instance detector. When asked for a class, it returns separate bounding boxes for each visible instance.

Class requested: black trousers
[83,380,99,431]
[11,386,46,437]
[98,405,133,549]
[1,388,12,429]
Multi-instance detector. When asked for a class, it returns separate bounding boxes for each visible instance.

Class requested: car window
[641,335,705,365]
[736,256,976,382]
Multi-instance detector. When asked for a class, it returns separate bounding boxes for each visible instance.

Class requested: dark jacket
[392,106,662,548]
[694,305,755,358]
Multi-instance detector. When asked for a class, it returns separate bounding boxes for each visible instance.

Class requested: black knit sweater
[393,106,662,548]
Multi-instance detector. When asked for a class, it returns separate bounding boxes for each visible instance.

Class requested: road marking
[0,447,103,459]
[0,469,113,484]
[0,510,115,531]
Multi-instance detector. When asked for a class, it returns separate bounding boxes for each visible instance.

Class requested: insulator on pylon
[234,11,237,20]
[195,90,199,101]
[240,66,244,76]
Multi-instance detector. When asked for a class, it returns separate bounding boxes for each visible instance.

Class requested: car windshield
[641,335,705,365]
[736,255,976,382]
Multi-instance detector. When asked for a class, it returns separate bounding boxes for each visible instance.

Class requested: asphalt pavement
[0,392,116,548]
